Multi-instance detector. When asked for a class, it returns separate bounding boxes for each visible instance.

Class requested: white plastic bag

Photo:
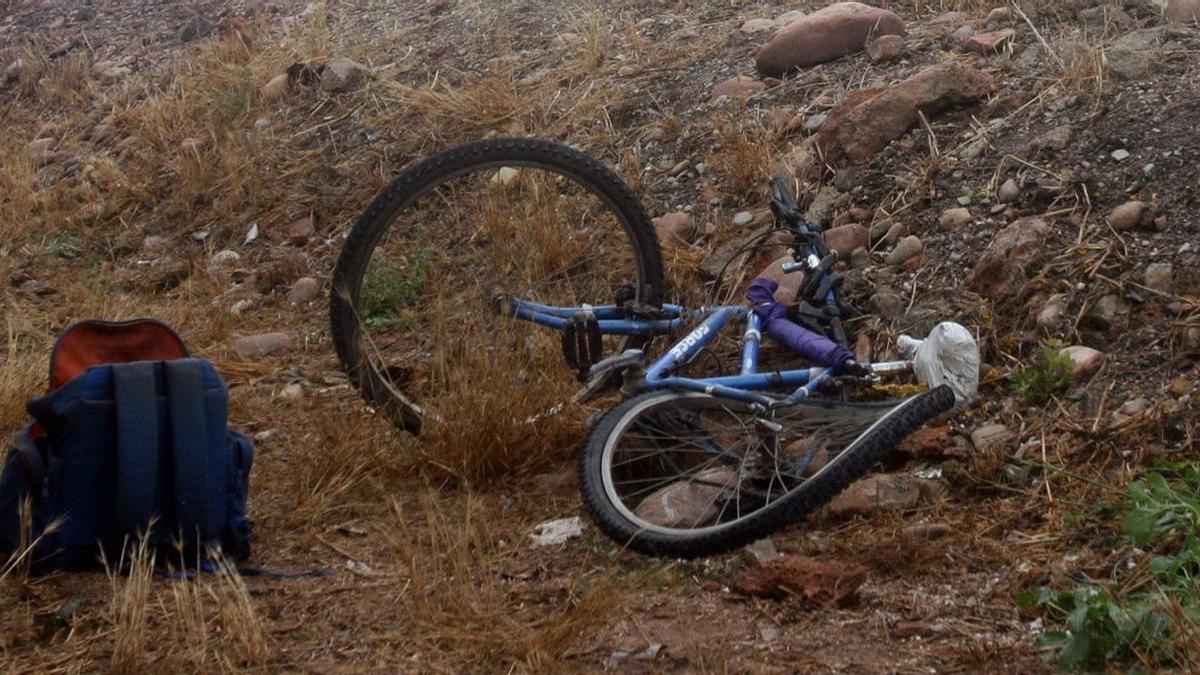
[897,322,980,405]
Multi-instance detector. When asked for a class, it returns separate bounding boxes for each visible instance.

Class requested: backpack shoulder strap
[112,362,160,537]
[163,360,211,542]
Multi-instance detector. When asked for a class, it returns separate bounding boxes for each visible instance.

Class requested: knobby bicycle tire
[579,385,957,558]
[330,138,665,433]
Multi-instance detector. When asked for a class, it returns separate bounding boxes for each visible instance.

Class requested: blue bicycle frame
[502,177,910,407]
[504,298,834,407]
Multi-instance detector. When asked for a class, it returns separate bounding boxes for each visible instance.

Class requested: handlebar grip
[781,261,805,275]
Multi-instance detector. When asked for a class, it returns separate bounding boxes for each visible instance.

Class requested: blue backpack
[0,319,254,570]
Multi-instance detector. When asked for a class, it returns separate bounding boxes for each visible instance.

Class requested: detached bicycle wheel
[331,139,664,436]
[580,385,956,558]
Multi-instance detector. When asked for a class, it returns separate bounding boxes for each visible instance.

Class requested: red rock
[963,28,1015,55]
[652,212,694,245]
[827,473,943,518]
[866,34,904,62]
[179,137,207,154]
[896,426,969,459]
[287,216,315,244]
[816,64,995,162]
[823,223,869,259]
[732,555,867,607]
[756,2,906,76]
[232,332,293,357]
[1060,345,1103,380]
[261,73,290,100]
[966,217,1054,299]
[901,522,952,540]
[711,75,766,100]
[288,276,322,305]
[1109,201,1144,231]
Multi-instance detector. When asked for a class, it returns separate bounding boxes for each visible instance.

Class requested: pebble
[902,523,952,541]
[1109,201,1144,231]
[732,211,754,227]
[209,250,241,268]
[261,73,290,100]
[288,277,322,305]
[740,18,776,33]
[1118,398,1149,417]
[997,178,1020,204]
[288,216,315,244]
[970,424,1012,451]
[652,212,694,245]
[1143,262,1173,294]
[956,195,972,206]
[142,235,170,256]
[1111,149,1130,161]
[804,114,827,133]
[1037,294,1069,330]
[1170,378,1194,397]
[866,35,904,62]
[887,236,923,267]
[938,207,972,230]
[1060,345,1103,380]
[741,538,781,566]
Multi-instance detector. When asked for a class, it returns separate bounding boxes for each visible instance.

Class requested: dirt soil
[1,0,1198,672]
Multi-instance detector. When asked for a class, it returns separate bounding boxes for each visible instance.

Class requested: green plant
[1023,465,1200,670]
[360,245,432,329]
[1010,344,1074,404]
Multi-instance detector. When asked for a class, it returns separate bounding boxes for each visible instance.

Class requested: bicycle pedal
[561,315,604,377]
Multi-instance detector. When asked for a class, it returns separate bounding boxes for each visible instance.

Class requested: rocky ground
[1,0,1198,671]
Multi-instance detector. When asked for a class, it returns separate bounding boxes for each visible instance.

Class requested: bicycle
[330,138,964,558]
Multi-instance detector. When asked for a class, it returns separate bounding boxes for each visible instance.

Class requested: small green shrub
[1024,464,1200,670]
[1010,344,1075,404]
[360,246,432,330]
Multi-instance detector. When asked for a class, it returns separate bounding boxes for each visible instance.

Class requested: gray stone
[731,211,754,227]
[321,57,368,93]
[1118,398,1150,417]
[970,424,1012,451]
[741,538,781,566]
[209,249,241,268]
[634,467,739,528]
[887,235,923,267]
[871,290,905,320]
[997,178,1020,204]
[179,15,215,43]
[1037,293,1070,330]
[804,113,827,133]
[1084,294,1129,331]
[741,18,777,33]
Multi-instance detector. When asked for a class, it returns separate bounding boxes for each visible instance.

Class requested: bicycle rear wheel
[331,138,664,436]
[579,385,956,558]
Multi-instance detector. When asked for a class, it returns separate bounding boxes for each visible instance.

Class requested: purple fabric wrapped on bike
[746,277,854,370]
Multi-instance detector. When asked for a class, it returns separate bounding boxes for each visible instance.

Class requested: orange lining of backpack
[48,319,190,392]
